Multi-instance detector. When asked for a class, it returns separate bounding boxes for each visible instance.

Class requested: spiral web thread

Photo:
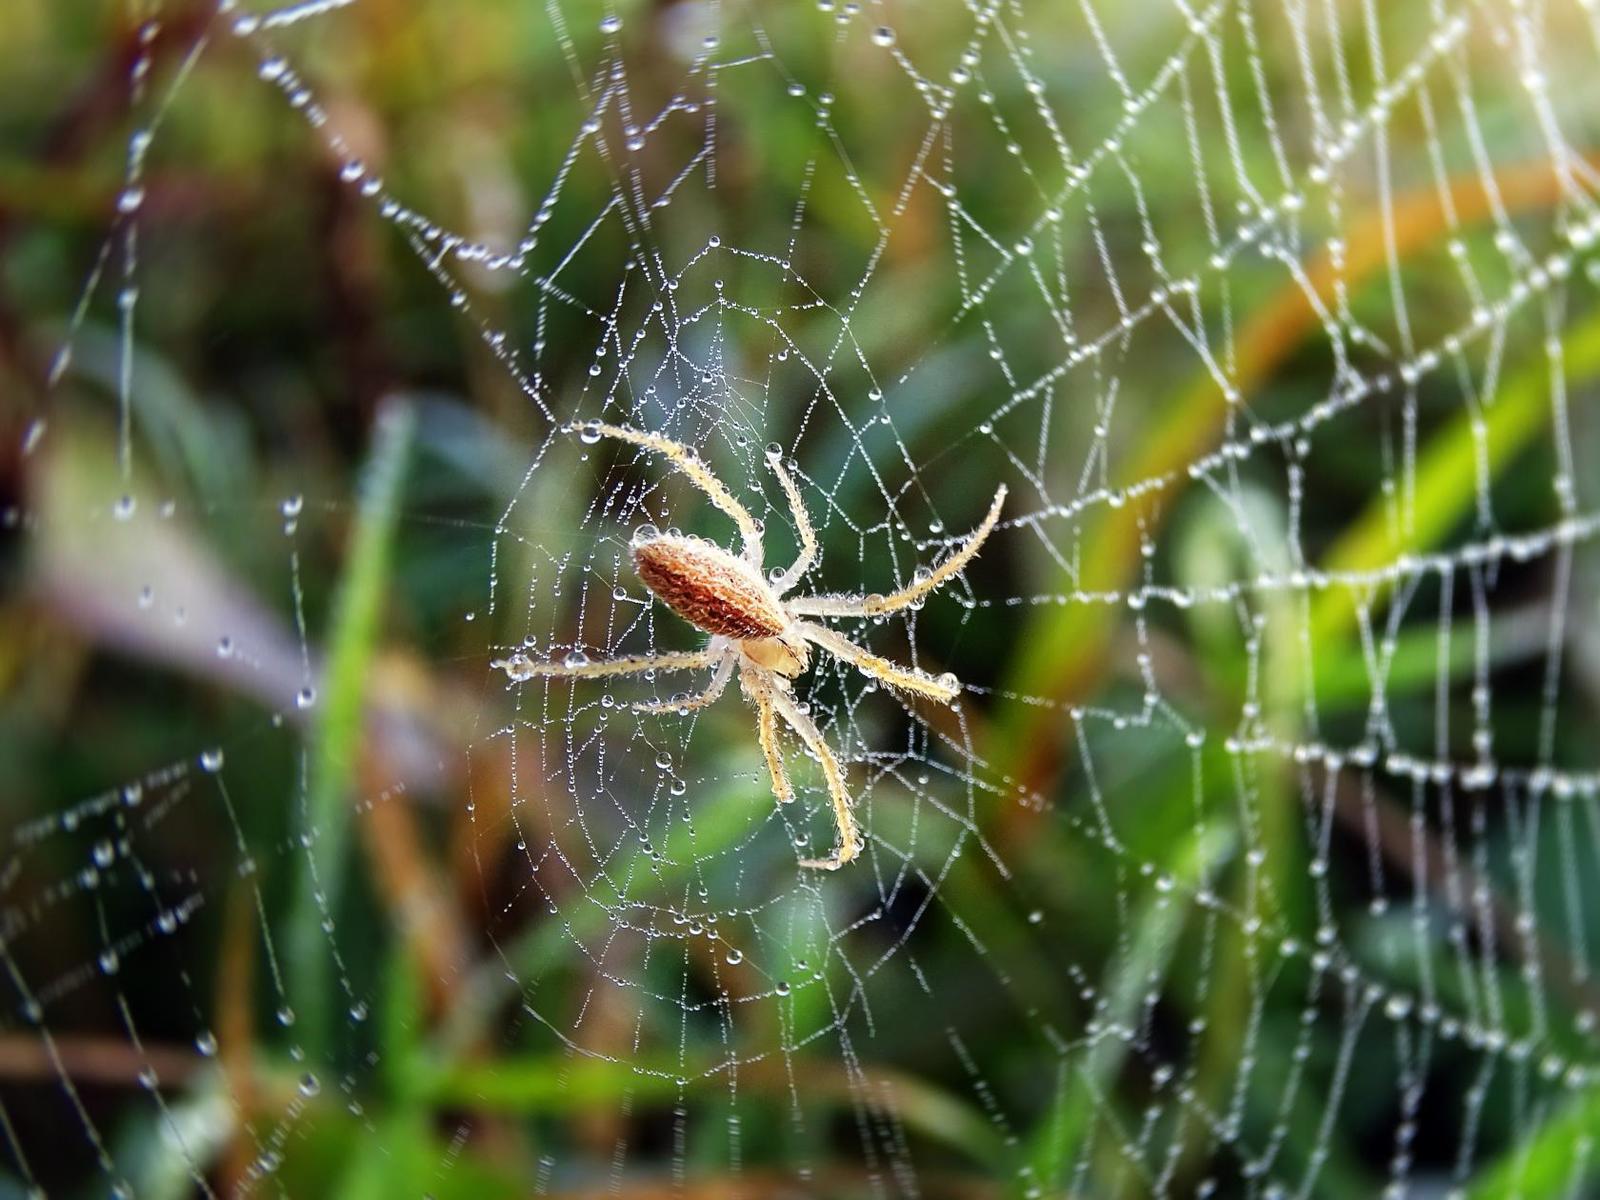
[11,0,1600,1195]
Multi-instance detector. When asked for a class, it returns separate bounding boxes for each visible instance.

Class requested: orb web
[8,0,1600,1195]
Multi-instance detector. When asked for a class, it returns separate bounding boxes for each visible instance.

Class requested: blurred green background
[5,0,1600,1196]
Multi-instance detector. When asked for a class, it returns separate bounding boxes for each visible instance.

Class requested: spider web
[9,0,1600,1195]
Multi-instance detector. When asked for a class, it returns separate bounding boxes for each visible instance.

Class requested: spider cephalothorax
[495,422,1006,869]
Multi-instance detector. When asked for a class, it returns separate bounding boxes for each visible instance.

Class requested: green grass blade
[1021,821,1235,1194]
[288,400,417,1062]
[1466,1084,1600,1199]
[1307,305,1600,649]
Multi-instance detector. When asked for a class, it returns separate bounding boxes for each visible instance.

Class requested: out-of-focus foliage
[5,1,1600,1197]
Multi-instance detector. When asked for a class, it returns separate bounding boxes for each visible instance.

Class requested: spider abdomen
[632,534,788,641]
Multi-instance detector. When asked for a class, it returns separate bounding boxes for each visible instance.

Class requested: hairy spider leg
[796,621,960,703]
[572,422,765,567]
[743,672,794,806]
[493,647,721,682]
[786,484,1007,618]
[764,449,819,596]
[631,648,737,714]
[768,686,860,869]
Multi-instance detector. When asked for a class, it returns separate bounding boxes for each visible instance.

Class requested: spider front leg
[570,422,765,566]
[786,484,1007,618]
[765,447,819,595]
[493,646,721,683]
[768,686,861,870]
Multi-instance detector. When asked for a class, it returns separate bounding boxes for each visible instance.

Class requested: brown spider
[494,423,1006,869]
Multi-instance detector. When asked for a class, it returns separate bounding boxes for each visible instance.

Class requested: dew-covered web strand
[19,0,1600,1195]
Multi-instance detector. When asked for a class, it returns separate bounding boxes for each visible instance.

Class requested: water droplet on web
[117,186,145,214]
[633,523,660,544]
[92,840,115,868]
[298,1072,320,1097]
[774,980,791,996]
[199,747,225,772]
[276,1005,296,1027]
[599,14,622,34]
[871,25,895,46]
[725,948,743,965]
[195,1030,218,1056]
[296,686,317,710]
[113,494,136,520]
[563,650,590,668]
[216,636,234,659]
[578,420,603,444]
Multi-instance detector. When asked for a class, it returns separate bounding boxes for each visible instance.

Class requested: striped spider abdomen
[631,531,787,641]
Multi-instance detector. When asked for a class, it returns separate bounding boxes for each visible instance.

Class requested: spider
[494,422,1006,870]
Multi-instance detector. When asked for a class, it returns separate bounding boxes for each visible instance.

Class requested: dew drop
[199,747,225,773]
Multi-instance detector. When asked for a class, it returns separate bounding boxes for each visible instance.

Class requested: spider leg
[765,449,819,595]
[768,686,861,870]
[631,649,737,714]
[571,422,764,565]
[795,621,960,704]
[785,484,1006,618]
[743,671,794,805]
[493,647,720,682]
